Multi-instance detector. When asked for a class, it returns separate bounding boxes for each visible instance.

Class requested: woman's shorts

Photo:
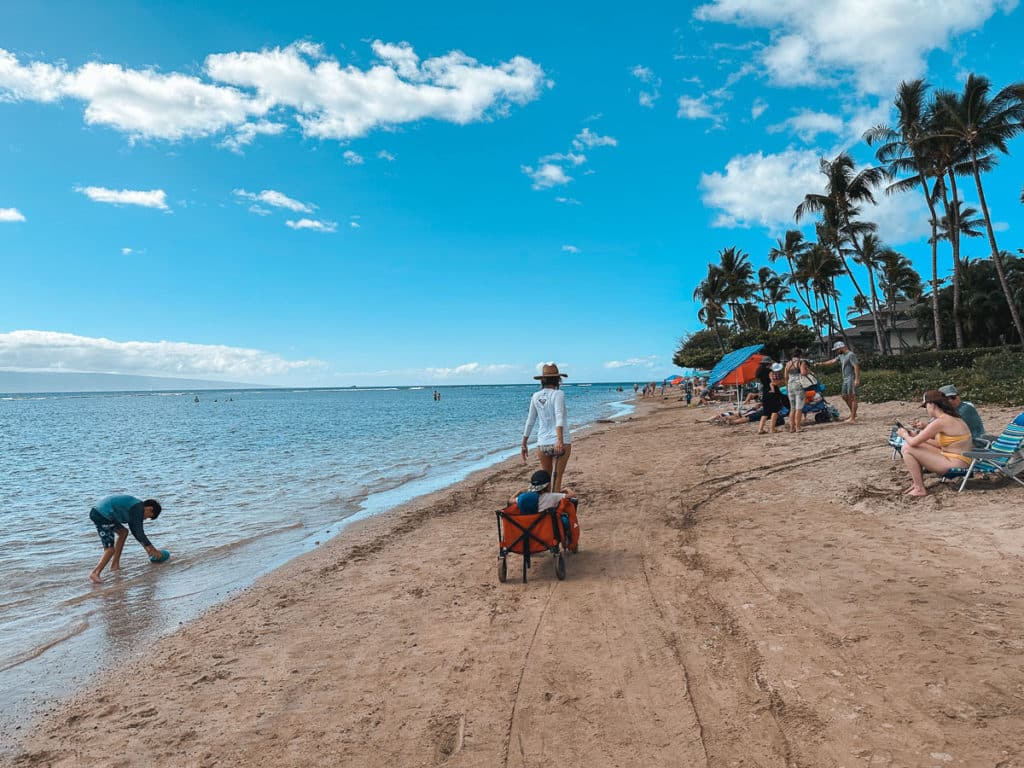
[90,508,125,549]
[540,445,569,457]
[787,385,806,412]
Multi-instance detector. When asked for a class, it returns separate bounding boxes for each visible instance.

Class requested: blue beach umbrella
[707,344,766,405]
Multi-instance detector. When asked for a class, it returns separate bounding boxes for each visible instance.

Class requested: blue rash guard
[91,495,152,548]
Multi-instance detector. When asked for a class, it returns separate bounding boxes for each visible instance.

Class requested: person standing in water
[521,363,572,491]
[88,495,168,583]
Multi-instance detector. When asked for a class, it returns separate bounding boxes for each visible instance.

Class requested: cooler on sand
[495,495,579,583]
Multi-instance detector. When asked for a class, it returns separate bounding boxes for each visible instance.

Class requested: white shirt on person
[523,387,572,446]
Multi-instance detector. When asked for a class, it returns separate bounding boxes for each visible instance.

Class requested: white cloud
[248,205,272,216]
[525,126,617,192]
[604,355,658,369]
[343,149,364,165]
[572,127,617,150]
[751,98,768,120]
[75,186,168,210]
[522,163,572,190]
[561,244,580,253]
[701,147,930,243]
[0,40,545,143]
[676,95,720,122]
[234,188,313,213]
[554,196,581,205]
[693,0,1018,95]
[631,65,661,107]
[350,220,361,229]
[539,151,587,166]
[0,330,322,379]
[769,109,844,141]
[121,247,133,255]
[285,217,337,233]
[377,149,396,161]
[423,362,518,378]
[631,65,655,82]
[700,149,824,229]
[0,207,26,222]
[220,120,286,152]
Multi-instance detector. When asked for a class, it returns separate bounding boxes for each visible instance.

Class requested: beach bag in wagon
[495,495,579,583]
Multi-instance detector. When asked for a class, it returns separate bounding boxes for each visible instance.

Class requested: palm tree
[933,74,1024,343]
[856,232,893,353]
[756,266,788,324]
[877,248,922,350]
[693,265,728,350]
[768,230,816,322]
[932,200,985,242]
[794,152,888,355]
[864,79,945,349]
[794,242,844,349]
[716,247,755,328]
[782,306,807,326]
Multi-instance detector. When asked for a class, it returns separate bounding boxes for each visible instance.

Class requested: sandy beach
[8,397,1024,767]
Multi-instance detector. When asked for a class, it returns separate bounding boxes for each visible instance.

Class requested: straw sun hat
[534,363,568,380]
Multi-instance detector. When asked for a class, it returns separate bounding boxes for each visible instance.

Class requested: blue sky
[2,0,1023,385]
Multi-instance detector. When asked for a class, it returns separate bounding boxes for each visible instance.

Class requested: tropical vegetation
[677,71,1024,391]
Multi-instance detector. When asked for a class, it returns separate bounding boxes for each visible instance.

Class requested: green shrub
[858,345,1023,372]
[973,352,1024,382]
[813,365,1023,405]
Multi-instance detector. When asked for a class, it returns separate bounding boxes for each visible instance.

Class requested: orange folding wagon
[495,495,579,583]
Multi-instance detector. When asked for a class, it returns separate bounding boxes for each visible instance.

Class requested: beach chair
[946,412,1024,492]
[495,495,578,583]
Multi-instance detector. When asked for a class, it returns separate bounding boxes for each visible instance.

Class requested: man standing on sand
[88,495,168,583]
[821,340,860,423]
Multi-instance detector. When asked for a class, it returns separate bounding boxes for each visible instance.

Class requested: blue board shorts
[842,377,859,396]
[90,508,125,549]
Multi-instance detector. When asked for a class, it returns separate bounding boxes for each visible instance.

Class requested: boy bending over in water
[88,495,167,583]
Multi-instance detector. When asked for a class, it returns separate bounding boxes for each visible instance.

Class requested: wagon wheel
[555,553,566,580]
[498,557,507,583]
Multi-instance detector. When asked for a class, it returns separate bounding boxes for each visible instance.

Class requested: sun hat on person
[920,389,948,408]
[771,362,783,372]
[534,363,568,380]
[939,384,959,397]
[832,341,847,351]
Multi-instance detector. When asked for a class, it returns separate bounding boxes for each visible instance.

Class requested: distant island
[0,370,260,394]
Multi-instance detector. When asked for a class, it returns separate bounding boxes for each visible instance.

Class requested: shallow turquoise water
[0,383,632,733]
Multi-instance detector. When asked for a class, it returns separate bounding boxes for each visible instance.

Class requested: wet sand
[8,398,1024,767]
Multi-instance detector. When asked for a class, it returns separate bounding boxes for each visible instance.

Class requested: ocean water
[0,383,632,733]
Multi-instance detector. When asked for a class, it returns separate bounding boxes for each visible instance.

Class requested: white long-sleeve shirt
[523,387,571,446]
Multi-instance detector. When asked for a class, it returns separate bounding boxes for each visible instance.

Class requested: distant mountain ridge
[0,370,261,393]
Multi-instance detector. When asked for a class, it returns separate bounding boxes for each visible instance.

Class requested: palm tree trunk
[942,173,965,348]
[971,155,1024,344]
[865,261,888,354]
[846,235,887,355]
[832,245,877,351]
[918,177,943,350]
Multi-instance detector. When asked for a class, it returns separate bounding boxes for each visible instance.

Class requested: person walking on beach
[820,341,860,423]
[756,359,784,434]
[521,363,572,491]
[784,349,811,433]
[88,495,168,583]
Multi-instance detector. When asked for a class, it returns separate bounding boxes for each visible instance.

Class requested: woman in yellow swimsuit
[896,390,972,497]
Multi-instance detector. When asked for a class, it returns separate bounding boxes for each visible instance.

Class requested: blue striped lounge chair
[947,412,1024,493]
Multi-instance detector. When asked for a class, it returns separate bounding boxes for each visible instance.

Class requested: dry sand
[8,398,1024,767]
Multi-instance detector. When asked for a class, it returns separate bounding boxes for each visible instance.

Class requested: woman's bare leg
[553,445,572,491]
[536,448,554,476]
[902,446,965,496]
